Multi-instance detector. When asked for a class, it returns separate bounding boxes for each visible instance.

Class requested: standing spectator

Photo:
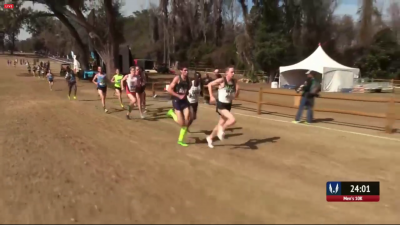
[293,71,321,124]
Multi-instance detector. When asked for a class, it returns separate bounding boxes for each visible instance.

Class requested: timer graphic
[326,181,380,202]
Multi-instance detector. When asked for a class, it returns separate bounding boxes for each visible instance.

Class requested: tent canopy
[278,44,360,92]
[279,44,359,74]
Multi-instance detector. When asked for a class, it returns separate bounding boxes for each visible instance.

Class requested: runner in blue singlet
[92,66,109,113]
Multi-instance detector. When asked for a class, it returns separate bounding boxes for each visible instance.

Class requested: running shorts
[97,86,107,93]
[216,101,232,115]
[172,98,190,111]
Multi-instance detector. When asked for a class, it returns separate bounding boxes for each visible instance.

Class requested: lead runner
[206,66,239,148]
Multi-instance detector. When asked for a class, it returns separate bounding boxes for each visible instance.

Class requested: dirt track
[0,55,399,224]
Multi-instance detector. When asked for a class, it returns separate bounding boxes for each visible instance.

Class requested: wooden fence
[149,82,400,134]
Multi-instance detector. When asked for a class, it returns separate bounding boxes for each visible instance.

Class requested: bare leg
[126,94,137,118]
[136,92,144,118]
[207,116,227,148]
[97,89,107,112]
[116,90,123,107]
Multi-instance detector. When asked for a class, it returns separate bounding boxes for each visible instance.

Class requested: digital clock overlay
[326,181,380,202]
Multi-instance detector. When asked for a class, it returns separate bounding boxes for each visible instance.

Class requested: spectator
[203,73,212,85]
[214,69,222,78]
[293,70,321,124]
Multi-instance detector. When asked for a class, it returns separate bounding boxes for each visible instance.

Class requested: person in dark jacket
[293,70,319,124]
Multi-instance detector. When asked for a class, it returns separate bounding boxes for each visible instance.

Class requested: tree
[2,0,30,54]
[355,28,400,79]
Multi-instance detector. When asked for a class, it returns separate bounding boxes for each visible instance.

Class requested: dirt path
[0,56,399,224]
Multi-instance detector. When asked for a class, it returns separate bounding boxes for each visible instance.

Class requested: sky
[17,0,391,40]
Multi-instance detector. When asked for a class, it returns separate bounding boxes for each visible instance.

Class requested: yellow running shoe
[73,96,77,100]
[68,96,70,100]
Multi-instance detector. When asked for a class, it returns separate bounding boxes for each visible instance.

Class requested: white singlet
[127,75,138,92]
[187,80,201,103]
[217,78,236,103]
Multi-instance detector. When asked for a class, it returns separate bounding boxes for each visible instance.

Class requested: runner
[27,63,31,74]
[205,66,239,148]
[46,69,54,91]
[111,68,124,108]
[135,66,146,116]
[92,66,109,113]
[166,67,191,147]
[186,72,203,131]
[65,66,77,100]
[121,66,145,119]
[40,66,45,79]
[32,64,37,77]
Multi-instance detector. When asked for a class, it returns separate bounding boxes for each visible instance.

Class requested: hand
[178,94,186,100]
[210,96,216,103]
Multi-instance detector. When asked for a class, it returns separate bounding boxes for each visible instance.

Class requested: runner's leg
[73,82,77,99]
[98,89,107,112]
[135,92,144,118]
[126,93,136,119]
[187,103,198,129]
[175,107,190,146]
[206,116,227,148]
[116,89,123,108]
[68,83,73,100]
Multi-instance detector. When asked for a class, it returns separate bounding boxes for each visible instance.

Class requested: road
[0,55,399,224]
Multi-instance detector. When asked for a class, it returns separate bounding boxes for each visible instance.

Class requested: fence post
[152,83,155,96]
[257,87,263,115]
[385,96,395,133]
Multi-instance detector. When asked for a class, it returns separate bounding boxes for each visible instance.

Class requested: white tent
[279,44,360,92]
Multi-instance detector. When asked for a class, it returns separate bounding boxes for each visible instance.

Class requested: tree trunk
[10,32,15,55]
[51,9,89,70]
[97,42,117,79]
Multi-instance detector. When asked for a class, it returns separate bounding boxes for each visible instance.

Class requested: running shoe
[104,109,109,113]
[177,141,188,147]
[120,104,124,108]
[292,120,301,124]
[73,96,77,100]
[126,115,130,120]
[206,136,214,148]
[68,95,70,100]
[166,109,174,117]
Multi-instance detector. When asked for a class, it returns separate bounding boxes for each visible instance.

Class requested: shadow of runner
[189,136,279,150]
[107,108,125,114]
[197,127,243,135]
[227,137,280,150]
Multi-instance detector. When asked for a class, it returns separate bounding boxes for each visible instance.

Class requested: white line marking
[200,105,400,143]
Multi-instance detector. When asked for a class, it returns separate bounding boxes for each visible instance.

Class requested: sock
[170,110,177,122]
[178,127,187,142]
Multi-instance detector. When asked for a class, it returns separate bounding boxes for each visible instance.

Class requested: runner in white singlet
[206,67,239,148]
[186,72,202,131]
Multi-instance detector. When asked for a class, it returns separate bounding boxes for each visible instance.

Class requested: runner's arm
[111,76,115,83]
[235,82,240,98]
[207,78,223,99]
[121,75,128,90]
[167,76,181,98]
[92,74,98,85]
